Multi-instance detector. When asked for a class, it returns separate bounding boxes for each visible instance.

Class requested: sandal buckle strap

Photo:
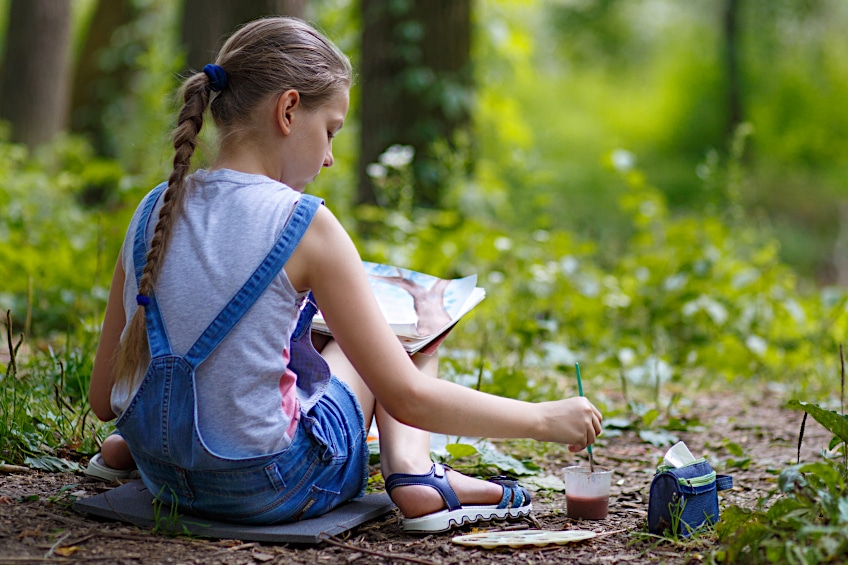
[384,463,462,511]
[489,476,531,509]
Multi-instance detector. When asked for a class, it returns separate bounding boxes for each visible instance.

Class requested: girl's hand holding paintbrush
[529,397,602,450]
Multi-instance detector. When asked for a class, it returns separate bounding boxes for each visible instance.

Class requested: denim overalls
[115,183,368,524]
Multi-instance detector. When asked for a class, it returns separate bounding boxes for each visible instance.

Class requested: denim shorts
[135,376,370,525]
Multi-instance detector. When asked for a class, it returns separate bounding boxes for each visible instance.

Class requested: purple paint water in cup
[563,465,612,520]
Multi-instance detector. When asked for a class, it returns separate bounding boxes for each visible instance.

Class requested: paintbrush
[575,362,595,473]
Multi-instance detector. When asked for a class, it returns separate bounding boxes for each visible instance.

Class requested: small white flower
[366,163,387,179]
[682,295,728,325]
[663,274,688,291]
[378,144,415,168]
[494,236,512,251]
[611,149,636,172]
[530,263,554,284]
[618,348,636,366]
[603,293,631,308]
[533,229,550,242]
[746,335,768,356]
[560,256,578,276]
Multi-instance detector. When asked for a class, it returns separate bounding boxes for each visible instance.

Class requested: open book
[312,261,486,354]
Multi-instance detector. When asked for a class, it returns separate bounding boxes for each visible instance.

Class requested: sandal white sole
[402,503,533,533]
[84,453,140,482]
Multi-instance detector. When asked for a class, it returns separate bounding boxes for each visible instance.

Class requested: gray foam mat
[73,480,395,544]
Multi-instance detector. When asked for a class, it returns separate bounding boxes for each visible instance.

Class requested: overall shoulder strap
[183,194,323,368]
[132,182,172,358]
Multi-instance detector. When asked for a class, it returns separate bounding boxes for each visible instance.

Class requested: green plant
[1,310,110,466]
[438,442,539,478]
[711,351,848,564]
[150,485,204,538]
[713,460,848,564]
[0,135,133,338]
[152,486,187,536]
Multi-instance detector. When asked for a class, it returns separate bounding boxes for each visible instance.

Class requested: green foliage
[1,311,110,466]
[712,397,848,564]
[787,400,848,446]
[440,442,539,477]
[479,0,848,280]
[2,0,848,480]
[713,460,848,564]
[0,133,134,336]
[353,149,846,414]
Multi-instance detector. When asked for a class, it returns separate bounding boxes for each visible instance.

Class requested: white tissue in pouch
[662,441,697,468]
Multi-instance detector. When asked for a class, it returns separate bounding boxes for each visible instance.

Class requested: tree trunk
[359,0,472,208]
[723,0,743,139]
[0,0,73,149]
[69,0,138,156]
[180,0,306,74]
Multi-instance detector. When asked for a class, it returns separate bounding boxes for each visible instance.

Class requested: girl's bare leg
[321,340,502,518]
[100,434,136,469]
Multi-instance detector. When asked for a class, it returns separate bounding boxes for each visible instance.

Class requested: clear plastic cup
[563,466,612,520]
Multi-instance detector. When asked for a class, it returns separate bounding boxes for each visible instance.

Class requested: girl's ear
[275,89,300,135]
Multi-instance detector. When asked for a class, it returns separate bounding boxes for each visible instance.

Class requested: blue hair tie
[202,64,228,92]
[136,294,150,307]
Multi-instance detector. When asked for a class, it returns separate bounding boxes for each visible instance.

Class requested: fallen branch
[0,557,121,563]
[320,534,441,565]
[0,464,32,473]
[43,532,72,559]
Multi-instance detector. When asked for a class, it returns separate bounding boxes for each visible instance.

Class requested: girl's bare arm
[89,254,126,421]
[285,206,602,448]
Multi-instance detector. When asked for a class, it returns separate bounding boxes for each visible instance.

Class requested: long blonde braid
[115,74,210,387]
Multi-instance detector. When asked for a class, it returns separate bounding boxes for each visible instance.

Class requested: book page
[311,261,485,352]
[362,261,477,338]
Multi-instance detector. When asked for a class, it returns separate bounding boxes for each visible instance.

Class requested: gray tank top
[113,169,314,456]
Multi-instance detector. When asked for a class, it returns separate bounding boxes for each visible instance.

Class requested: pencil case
[647,458,732,537]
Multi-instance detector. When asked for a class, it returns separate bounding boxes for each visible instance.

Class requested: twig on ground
[43,531,72,559]
[0,464,32,473]
[34,529,96,550]
[491,524,530,532]
[527,513,543,529]
[593,528,629,538]
[320,534,442,565]
[0,558,122,563]
[841,343,846,470]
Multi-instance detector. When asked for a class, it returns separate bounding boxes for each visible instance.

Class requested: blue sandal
[384,463,532,533]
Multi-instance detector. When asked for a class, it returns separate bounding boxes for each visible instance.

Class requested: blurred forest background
[2,0,848,427]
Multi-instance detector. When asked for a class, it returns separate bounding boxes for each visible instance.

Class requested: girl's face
[281,90,349,191]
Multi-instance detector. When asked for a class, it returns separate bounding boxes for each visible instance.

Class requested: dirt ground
[0,390,833,565]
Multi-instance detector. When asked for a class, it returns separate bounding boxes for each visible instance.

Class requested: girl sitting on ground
[87,16,602,533]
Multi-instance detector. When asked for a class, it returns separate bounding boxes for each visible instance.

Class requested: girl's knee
[101,434,136,470]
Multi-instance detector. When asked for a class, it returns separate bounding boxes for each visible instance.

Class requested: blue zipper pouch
[647,458,733,537]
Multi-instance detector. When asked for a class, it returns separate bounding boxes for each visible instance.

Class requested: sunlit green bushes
[353,148,848,409]
[0,134,136,336]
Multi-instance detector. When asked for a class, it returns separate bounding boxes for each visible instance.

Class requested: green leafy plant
[713,460,848,564]
[1,310,111,466]
[439,442,540,477]
[711,350,848,564]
